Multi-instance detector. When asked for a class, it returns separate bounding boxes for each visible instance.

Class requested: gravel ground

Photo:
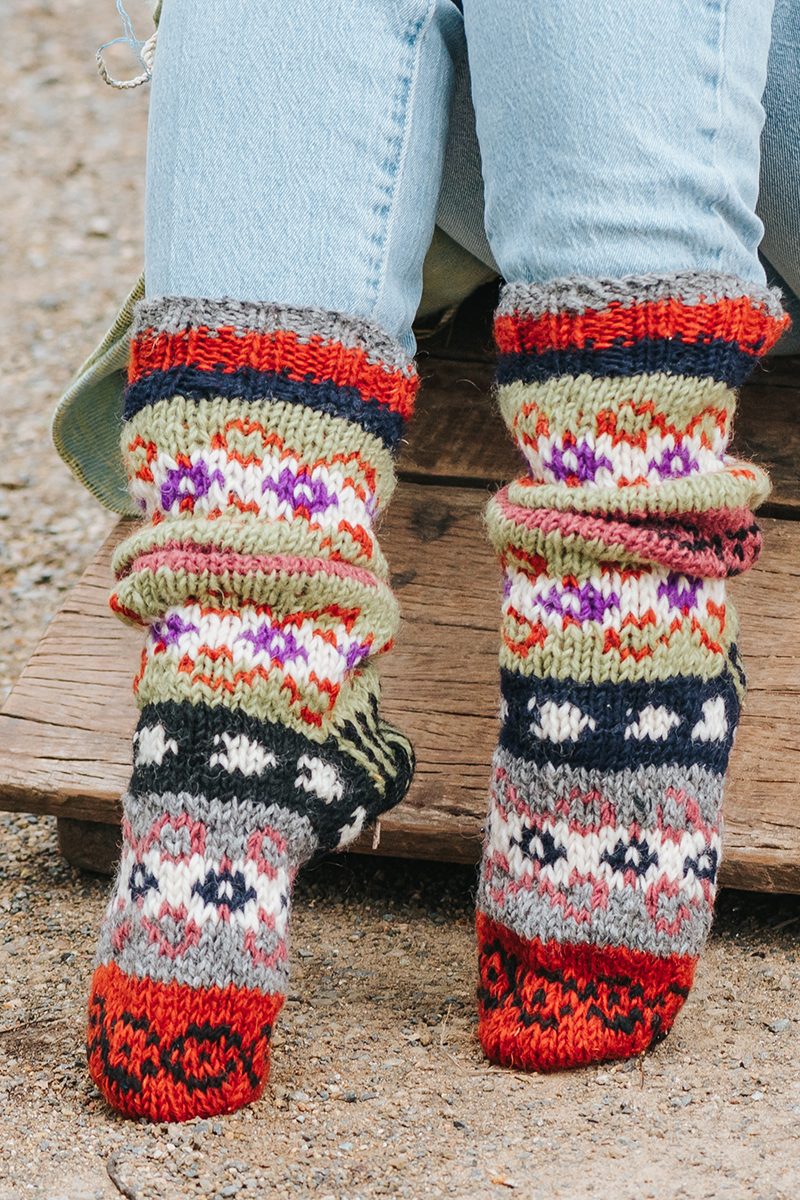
[1,815,799,1200]
[1,3,799,1198]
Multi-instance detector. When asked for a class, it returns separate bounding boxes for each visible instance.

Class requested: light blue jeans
[144,0,799,353]
[760,0,800,350]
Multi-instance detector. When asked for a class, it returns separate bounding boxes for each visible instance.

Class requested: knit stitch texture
[477,271,788,1070]
[86,298,417,1120]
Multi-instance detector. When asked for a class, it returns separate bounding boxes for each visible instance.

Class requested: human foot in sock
[476,273,788,1070]
[86,299,416,1120]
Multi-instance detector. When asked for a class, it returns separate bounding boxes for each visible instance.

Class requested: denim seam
[365,1,437,322]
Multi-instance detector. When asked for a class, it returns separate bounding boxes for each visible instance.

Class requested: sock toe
[87,962,283,1121]
[476,913,696,1071]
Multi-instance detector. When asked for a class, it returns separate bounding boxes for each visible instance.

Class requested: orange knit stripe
[129,327,418,418]
[495,295,789,356]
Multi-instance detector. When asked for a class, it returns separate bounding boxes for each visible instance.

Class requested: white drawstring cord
[96,0,157,90]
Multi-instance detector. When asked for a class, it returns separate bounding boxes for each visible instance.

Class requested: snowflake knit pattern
[476,271,788,1070]
[86,298,418,1120]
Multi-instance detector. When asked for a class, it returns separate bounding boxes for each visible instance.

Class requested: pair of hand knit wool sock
[87,273,786,1119]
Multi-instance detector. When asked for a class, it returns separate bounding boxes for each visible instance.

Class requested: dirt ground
[1,3,799,1198]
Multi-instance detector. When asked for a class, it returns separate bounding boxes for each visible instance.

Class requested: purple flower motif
[539,582,620,622]
[543,439,613,484]
[263,467,338,516]
[657,572,702,612]
[648,443,698,480]
[237,625,309,665]
[344,641,371,671]
[151,613,200,647]
[160,459,226,511]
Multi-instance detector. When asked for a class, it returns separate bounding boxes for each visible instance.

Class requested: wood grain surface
[1,486,798,890]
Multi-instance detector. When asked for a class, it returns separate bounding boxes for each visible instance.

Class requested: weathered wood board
[0,346,798,889]
[0,496,798,890]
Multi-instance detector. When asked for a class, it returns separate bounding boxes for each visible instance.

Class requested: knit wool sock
[86,298,417,1120]
[476,272,788,1070]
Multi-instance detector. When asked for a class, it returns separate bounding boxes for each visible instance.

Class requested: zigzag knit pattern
[86,298,417,1120]
[477,272,788,1071]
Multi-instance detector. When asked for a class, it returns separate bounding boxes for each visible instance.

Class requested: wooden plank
[754,354,800,388]
[416,279,497,362]
[1,495,799,891]
[728,373,800,517]
[410,346,800,509]
[409,355,510,485]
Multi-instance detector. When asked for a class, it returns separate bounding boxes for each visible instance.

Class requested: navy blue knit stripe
[498,666,741,774]
[131,700,413,858]
[123,366,406,452]
[496,338,760,389]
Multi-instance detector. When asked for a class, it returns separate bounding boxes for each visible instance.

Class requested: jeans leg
[462,0,774,284]
[759,0,800,351]
[464,1,789,1074]
[144,0,462,352]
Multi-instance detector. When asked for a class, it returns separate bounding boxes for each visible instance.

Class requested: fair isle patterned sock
[476,272,788,1070]
[86,298,417,1120]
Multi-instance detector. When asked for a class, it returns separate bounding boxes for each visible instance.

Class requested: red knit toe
[87,962,284,1121]
[476,913,696,1071]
